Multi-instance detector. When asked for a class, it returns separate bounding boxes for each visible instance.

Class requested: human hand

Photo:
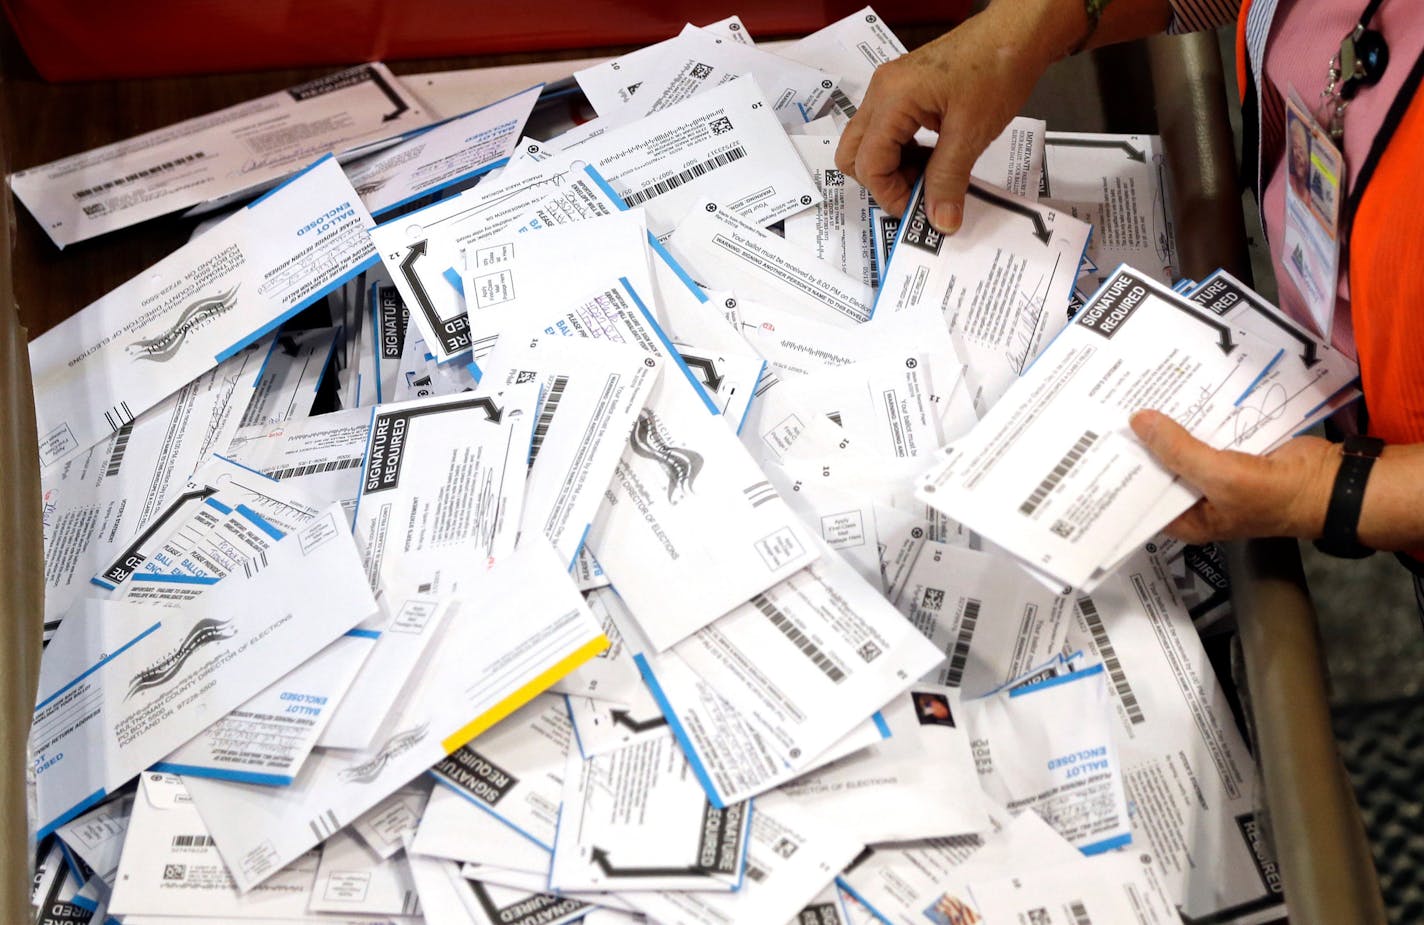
[1130,409,1340,543]
[834,4,1061,232]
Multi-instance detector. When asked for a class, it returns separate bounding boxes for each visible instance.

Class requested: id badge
[1281,88,1344,339]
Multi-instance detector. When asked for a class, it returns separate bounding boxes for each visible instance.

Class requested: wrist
[983,0,1092,68]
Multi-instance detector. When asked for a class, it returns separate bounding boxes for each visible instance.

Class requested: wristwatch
[1313,434,1385,559]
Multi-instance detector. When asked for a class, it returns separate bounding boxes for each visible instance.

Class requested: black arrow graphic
[1167,300,1238,355]
[678,354,724,391]
[590,847,708,879]
[467,881,585,924]
[365,66,411,122]
[99,486,219,584]
[1045,136,1146,162]
[466,397,503,423]
[610,710,668,733]
[378,395,503,428]
[399,241,468,356]
[966,185,1052,244]
[1240,299,1321,368]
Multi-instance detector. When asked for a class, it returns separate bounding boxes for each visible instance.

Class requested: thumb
[1130,409,1220,486]
[921,135,973,234]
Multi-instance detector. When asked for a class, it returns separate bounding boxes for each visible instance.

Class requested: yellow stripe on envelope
[440,634,610,754]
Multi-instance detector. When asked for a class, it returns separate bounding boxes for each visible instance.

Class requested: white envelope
[12,63,429,248]
[309,828,420,916]
[549,732,750,892]
[776,685,991,843]
[345,84,542,217]
[31,157,380,471]
[183,536,607,892]
[411,784,551,873]
[427,693,572,850]
[621,792,862,925]
[871,176,1091,412]
[40,341,266,636]
[33,507,377,839]
[575,17,755,115]
[625,26,838,128]
[668,198,873,326]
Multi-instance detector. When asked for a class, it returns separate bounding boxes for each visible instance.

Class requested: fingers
[849,109,922,217]
[921,135,974,234]
[1129,409,1224,490]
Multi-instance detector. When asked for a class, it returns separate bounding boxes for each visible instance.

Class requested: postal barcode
[266,457,363,481]
[1078,596,1146,725]
[830,87,858,117]
[1020,430,1099,516]
[105,423,135,477]
[171,834,213,848]
[623,145,747,207]
[529,375,569,464]
[74,151,207,198]
[753,593,845,683]
[1070,900,1093,925]
[944,598,982,686]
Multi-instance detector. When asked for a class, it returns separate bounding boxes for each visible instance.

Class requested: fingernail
[930,202,961,234]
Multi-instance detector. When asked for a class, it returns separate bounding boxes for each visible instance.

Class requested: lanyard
[1322,0,1390,139]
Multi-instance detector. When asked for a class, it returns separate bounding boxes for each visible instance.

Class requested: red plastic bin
[0,1,969,82]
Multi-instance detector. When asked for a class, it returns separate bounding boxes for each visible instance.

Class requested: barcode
[105,423,134,478]
[1078,597,1146,725]
[1019,430,1098,516]
[944,598,981,686]
[623,145,747,208]
[529,375,569,464]
[1070,900,1093,925]
[74,152,206,198]
[752,593,845,683]
[171,834,213,848]
[745,864,767,883]
[265,457,363,481]
[830,87,858,118]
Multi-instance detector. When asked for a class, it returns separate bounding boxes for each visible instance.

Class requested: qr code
[514,370,538,384]
[857,641,882,662]
[163,864,186,881]
[921,587,945,611]
[823,169,845,187]
[773,838,799,858]
[690,62,714,79]
[1028,909,1052,925]
[1050,519,1074,538]
[710,117,734,136]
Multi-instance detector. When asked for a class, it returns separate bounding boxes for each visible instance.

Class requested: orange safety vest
[1237,3,1424,565]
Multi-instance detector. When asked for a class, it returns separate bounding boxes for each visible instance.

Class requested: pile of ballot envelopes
[22,10,1354,925]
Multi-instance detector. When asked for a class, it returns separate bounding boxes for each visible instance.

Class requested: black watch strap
[1313,435,1385,559]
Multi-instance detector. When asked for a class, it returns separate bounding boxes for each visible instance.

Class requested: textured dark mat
[1333,696,1424,924]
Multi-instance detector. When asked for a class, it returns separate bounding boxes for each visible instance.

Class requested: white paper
[549,732,750,892]
[345,85,541,216]
[12,63,429,248]
[33,508,376,839]
[872,176,1091,412]
[31,156,380,471]
[669,198,873,326]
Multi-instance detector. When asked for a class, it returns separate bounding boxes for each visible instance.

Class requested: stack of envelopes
[22,10,1336,925]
